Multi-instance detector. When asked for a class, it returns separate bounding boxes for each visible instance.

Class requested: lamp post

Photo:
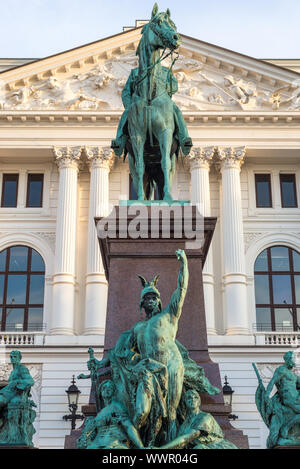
[223,375,238,421]
[63,375,84,430]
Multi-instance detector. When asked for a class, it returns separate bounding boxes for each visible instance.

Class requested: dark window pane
[0,251,6,271]
[9,246,28,271]
[255,174,272,208]
[256,308,272,331]
[255,249,268,272]
[5,308,25,330]
[272,275,292,304]
[294,276,300,304]
[7,275,27,304]
[26,174,43,207]
[28,308,43,330]
[274,308,293,331]
[29,275,44,304]
[271,246,290,271]
[255,275,270,304]
[31,250,45,272]
[280,174,297,208]
[293,252,300,272]
[1,174,18,207]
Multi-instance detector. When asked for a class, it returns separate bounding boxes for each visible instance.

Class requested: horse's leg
[169,154,176,191]
[153,167,164,200]
[130,136,146,200]
[158,129,174,202]
[144,173,154,201]
[128,154,139,199]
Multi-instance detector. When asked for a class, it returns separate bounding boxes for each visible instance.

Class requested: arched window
[254,246,300,331]
[0,246,45,331]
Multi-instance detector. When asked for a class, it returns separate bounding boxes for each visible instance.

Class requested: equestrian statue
[111,3,193,202]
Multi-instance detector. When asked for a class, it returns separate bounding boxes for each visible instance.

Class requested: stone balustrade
[0,332,45,346]
[255,332,300,347]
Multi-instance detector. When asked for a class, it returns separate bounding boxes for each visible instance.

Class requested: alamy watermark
[97,203,205,250]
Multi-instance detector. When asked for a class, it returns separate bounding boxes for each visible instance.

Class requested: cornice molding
[0,110,300,125]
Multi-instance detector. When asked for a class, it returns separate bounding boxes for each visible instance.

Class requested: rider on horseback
[112,66,192,159]
[111,13,192,159]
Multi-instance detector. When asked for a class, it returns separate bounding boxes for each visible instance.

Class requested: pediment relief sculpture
[0,50,299,112]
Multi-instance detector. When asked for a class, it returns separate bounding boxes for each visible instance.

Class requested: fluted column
[217,147,249,335]
[189,147,217,335]
[84,146,114,335]
[51,146,82,335]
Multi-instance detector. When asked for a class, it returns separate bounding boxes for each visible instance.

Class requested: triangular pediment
[0,27,299,113]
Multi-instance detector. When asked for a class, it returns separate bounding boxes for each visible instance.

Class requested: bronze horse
[112,4,192,201]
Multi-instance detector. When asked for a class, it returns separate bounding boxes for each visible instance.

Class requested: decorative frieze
[0,49,298,112]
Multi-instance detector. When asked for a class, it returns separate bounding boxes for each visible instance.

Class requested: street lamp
[63,375,84,430]
[223,375,238,421]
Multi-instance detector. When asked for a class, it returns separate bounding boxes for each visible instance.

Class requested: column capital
[217,146,246,171]
[188,146,215,171]
[53,146,83,170]
[85,146,115,171]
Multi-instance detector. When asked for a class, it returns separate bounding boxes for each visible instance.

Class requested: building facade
[0,23,300,448]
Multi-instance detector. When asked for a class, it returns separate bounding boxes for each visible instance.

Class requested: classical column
[217,147,249,335]
[51,146,82,335]
[84,146,114,336]
[189,147,217,335]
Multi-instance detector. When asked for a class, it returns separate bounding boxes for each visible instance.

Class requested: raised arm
[169,249,189,318]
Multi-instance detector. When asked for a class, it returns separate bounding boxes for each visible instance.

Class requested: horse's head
[144,3,181,52]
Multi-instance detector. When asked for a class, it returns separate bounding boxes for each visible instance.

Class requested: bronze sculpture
[111,3,192,201]
[77,250,232,450]
[253,351,300,448]
[159,389,237,449]
[0,350,36,447]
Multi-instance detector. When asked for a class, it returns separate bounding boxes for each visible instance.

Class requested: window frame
[255,173,272,208]
[26,173,44,208]
[280,174,298,208]
[1,174,19,208]
[0,246,45,332]
[255,246,300,332]
[0,164,51,215]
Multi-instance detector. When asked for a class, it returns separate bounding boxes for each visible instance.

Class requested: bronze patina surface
[111,3,193,201]
[254,351,300,448]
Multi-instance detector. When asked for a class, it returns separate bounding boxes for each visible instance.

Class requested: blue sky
[0,0,299,59]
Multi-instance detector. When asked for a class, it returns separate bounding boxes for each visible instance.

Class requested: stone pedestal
[94,205,248,449]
